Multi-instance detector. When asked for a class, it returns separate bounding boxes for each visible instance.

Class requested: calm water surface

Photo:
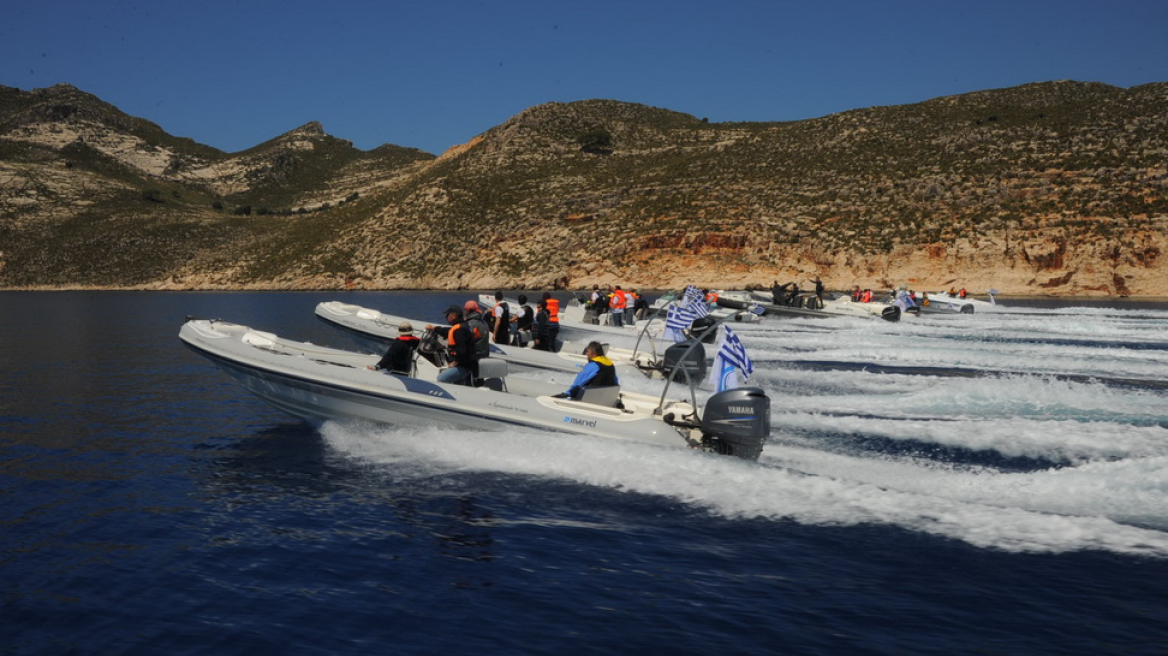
[2,291,1167,655]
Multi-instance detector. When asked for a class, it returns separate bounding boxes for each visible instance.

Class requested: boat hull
[179,320,720,453]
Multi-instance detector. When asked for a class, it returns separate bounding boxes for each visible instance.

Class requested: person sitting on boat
[426,306,480,385]
[463,300,490,358]
[367,321,421,376]
[554,341,619,400]
[787,282,800,306]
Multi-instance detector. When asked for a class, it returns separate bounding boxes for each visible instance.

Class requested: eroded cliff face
[2,82,1167,294]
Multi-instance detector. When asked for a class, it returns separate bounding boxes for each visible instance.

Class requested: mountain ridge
[1,81,1166,295]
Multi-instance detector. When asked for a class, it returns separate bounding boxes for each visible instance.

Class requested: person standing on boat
[622,287,637,325]
[541,292,560,351]
[510,293,534,346]
[463,300,490,358]
[533,299,553,351]
[608,286,626,327]
[367,321,421,376]
[489,291,510,344]
[555,341,619,399]
[427,306,480,385]
[632,289,649,321]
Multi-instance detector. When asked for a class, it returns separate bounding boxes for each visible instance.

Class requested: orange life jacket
[546,298,560,324]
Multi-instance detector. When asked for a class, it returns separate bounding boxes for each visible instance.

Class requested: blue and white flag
[708,325,755,392]
[664,303,695,343]
[681,285,709,317]
[689,295,709,318]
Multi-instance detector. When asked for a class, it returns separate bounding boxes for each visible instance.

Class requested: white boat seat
[356,309,382,320]
[575,385,621,408]
[476,359,508,391]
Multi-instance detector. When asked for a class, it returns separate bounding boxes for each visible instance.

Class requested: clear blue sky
[3,0,1166,155]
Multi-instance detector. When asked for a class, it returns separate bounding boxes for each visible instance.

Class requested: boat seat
[476,358,508,391]
[575,385,621,408]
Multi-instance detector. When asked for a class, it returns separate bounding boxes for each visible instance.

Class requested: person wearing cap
[554,341,619,399]
[462,299,490,358]
[367,321,421,376]
[426,305,479,385]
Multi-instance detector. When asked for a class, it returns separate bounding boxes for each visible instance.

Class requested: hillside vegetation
[1,81,1166,295]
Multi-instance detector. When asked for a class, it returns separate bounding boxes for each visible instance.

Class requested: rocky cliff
[2,81,1166,295]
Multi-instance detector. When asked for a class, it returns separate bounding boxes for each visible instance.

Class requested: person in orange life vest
[621,287,636,325]
[426,306,479,385]
[861,289,873,303]
[367,321,420,376]
[541,292,560,351]
[959,288,968,299]
[489,290,511,344]
[608,286,627,327]
[554,341,619,399]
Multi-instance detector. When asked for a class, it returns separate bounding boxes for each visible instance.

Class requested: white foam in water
[320,302,1168,558]
[320,420,1168,558]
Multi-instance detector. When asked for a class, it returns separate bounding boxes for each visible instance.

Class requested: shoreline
[2,286,1167,302]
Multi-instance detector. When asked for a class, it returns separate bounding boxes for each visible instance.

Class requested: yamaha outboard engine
[880,306,901,322]
[661,340,706,383]
[689,315,718,344]
[699,387,771,460]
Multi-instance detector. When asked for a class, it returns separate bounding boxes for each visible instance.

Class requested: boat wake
[309,300,1168,558]
[319,419,1168,558]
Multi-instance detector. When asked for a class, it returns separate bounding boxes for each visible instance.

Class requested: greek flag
[682,285,709,317]
[708,325,754,392]
[664,303,695,343]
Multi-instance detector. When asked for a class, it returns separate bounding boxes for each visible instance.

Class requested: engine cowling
[700,387,771,460]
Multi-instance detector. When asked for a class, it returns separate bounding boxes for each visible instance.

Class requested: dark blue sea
[3,291,1168,655]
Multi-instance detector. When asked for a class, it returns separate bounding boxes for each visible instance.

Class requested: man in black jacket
[427,306,480,385]
[367,321,420,375]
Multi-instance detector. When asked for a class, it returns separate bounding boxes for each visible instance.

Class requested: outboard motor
[880,306,901,322]
[699,387,771,461]
[689,315,718,344]
[661,340,706,383]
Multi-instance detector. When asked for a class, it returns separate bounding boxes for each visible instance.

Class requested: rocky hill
[2,81,1166,295]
